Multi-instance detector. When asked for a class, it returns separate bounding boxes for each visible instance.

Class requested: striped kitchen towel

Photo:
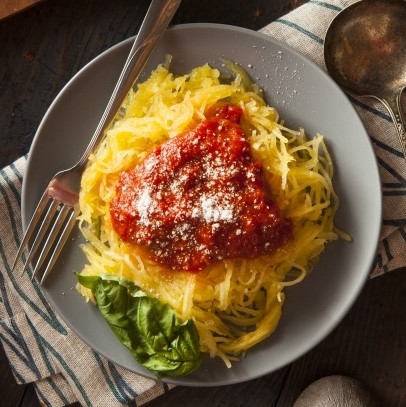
[1,0,405,406]
[259,0,406,276]
[0,157,173,404]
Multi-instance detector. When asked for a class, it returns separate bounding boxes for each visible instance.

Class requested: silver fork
[12,0,182,284]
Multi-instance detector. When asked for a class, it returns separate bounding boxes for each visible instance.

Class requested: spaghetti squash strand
[77,63,341,367]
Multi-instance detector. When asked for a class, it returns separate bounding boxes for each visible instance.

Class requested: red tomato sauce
[110,104,292,271]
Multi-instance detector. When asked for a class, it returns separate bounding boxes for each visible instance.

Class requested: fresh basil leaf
[76,275,202,377]
[75,274,101,291]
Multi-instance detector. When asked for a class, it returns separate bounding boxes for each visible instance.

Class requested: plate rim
[21,22,382,386]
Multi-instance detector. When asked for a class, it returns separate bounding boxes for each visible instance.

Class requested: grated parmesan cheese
[77,62,342,367]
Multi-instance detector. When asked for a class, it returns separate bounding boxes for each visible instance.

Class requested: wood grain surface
[0,0,308,169]
[1,1,406,406]
[0,0,44,21]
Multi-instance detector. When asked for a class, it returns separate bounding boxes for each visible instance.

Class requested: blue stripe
[0,238,67,334]
[309,0,343,12]
[370,133,403,158]
[383,219,406,227]
[373,252,382,273]
[383,190,406,196]
[0,273,30,348]
[349,96,392,122]
[382,247,389,273]
[0,167,22,210]
[0,329,40,377]
[108,360,139,400]
[276,19,324,44]
[26,318,94,407]
[383,182,405,188]
[26,313,57,377]
[377,157,406,184]
[93,352,130,404]
[382,238,393,262]
[42,376,71,406]
[0,178,22,246]
[9,362,26,383]
[10,161,24,180]
[0,266,42,377]
[0,172,68,335]
[0,317,23,347]
[34,386,53,407]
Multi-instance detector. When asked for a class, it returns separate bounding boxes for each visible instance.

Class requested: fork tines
[12,190,79,284]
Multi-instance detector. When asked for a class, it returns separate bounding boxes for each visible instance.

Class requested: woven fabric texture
[1,0,405,405]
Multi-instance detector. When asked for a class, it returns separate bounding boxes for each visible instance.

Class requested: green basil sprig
[76,275,202,377]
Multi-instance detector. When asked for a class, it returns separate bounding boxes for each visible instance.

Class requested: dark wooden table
[1,0,406,406]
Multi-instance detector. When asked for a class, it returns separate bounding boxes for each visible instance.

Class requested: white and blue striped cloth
[1,157,173,404]
[1,0,405,405]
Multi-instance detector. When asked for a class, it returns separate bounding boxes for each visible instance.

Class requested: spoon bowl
[324,0,406,156]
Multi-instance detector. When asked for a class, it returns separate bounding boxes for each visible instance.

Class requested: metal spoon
[324,0,406,157]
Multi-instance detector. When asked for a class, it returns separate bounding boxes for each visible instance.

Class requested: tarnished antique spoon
[324,0,406,157]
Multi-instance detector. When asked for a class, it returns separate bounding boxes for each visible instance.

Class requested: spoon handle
[382,94,406,159]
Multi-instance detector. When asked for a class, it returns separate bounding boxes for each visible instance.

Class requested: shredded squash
[77,63,343,367]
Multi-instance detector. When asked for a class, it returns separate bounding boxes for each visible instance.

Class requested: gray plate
[22,24,382,386]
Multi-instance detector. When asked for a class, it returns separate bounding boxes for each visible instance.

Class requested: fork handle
[75,0,182,170]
